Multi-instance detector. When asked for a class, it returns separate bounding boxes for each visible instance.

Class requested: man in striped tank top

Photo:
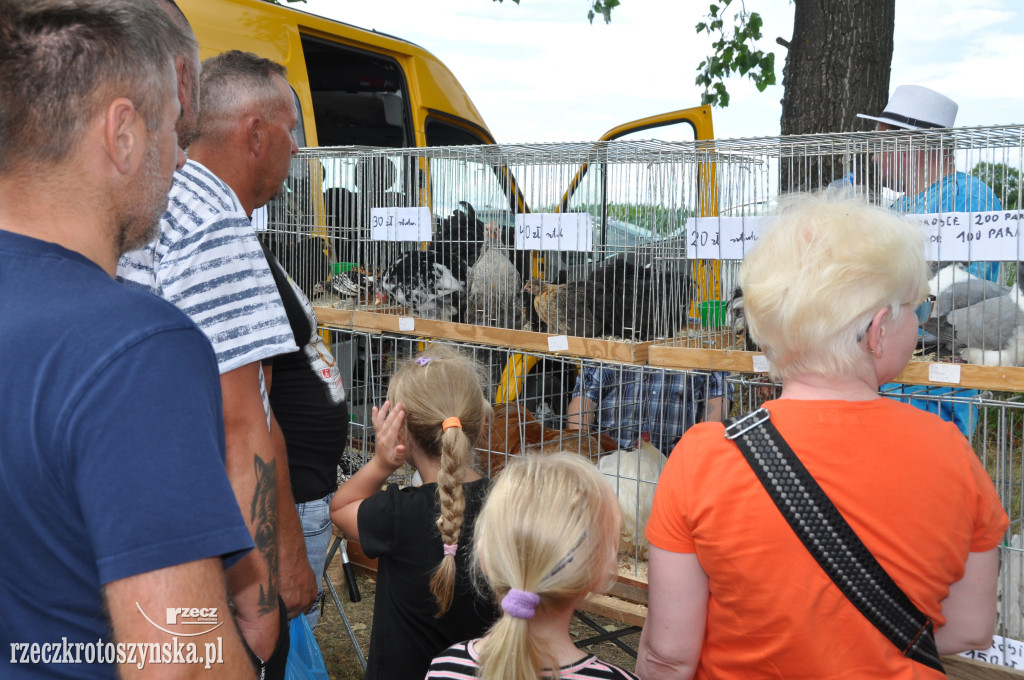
[117,17,312,676]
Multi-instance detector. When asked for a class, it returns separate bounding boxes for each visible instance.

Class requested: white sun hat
[857,85,958,130]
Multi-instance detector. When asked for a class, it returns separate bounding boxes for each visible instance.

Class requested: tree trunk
[779,0,895,190]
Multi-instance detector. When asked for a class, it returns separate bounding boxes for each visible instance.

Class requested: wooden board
[315,307,652,363]
[945,656,1024,679]
[579,593,647,628]
[332,531,378,577]
[648,345,1024,391]
[607,574,649,606]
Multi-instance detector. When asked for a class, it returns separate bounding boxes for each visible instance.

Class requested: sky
[300,0,1024,144]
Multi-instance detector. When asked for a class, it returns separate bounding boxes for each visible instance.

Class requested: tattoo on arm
[250,454,279,615]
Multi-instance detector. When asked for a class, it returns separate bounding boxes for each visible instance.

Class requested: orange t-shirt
[646,398,1008,679]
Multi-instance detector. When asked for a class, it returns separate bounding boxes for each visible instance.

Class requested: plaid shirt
[573,365,731,454]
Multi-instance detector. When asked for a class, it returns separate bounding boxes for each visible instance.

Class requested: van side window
[300,35,412,148]
[290,86,306,147]
[425,119,488,147]
[424,120,514,221]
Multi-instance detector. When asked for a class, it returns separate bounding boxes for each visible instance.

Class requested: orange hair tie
[442,417,462,432]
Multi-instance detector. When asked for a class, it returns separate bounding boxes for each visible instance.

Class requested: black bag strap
[724,408,945,674]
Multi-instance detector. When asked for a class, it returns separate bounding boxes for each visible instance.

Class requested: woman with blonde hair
[426,453,638,680]
[331,347,497,680]
[637,193,1007,679]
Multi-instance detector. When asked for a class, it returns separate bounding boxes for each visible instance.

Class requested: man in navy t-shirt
[0,2,255,677]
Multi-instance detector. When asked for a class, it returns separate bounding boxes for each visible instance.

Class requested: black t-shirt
[358,478,498,680]
[262,245,349,502]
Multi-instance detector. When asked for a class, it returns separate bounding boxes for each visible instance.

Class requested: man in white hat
[858,84,1002,280]
[859,85,1003,440]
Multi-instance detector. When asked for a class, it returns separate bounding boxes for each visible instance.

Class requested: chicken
[597,438,665,559]
[726,286,759,351]
[374,202,485,322]
[478,402,618,476]
[377,249,468,321]
[524,279,597,336]
[524,254,689,339]
[467,222,523,329]
[330,266,377,302]
[432,200,486,272]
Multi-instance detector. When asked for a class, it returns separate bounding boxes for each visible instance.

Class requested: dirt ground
[315,556,641,679]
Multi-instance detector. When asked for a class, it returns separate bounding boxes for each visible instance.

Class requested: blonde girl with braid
[425,453,638,680]
[331,347,498,680]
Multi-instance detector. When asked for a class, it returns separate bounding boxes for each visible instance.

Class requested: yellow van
[180,0,720,420]
[179,0,499,150]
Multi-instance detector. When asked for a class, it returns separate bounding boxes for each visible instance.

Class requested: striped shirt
[426,640,638,680]
[117,160,297,374]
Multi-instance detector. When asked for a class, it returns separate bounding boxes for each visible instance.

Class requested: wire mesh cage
[326,328,730,571]
[264,126,1023,374]
[262,126,1024,649]
[326,325,1024,641]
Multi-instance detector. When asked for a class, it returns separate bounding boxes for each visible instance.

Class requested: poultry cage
[325,328,1024,649]
[265,126,1024,376]
[259,127,1024,657]
[326,329,728,569]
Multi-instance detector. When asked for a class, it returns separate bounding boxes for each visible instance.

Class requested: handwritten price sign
[514,213,594,252]
[685,216,765,260]
[911,211,1024,261]
[959,634,1024,669]
[370,207,432,242]
[683,211,1024,262]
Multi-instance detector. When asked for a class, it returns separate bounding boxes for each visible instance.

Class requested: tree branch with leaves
[694,0,775,108]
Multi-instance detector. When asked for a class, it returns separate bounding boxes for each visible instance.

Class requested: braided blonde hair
[386,346,490,616]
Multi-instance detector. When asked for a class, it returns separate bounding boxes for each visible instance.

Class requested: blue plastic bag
[284,615,330,680]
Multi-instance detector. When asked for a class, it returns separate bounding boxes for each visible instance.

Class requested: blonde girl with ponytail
[331,347,498,680]
[425,453,638,680]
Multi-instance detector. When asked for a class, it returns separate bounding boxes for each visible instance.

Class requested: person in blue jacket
[859,84,1003,439]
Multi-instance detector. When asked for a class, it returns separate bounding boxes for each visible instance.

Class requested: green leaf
[692,0,776,111]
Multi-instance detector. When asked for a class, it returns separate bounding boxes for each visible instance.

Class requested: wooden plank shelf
[315,307,652,364]
[315,307,1024,392]
[649,345,1024,392]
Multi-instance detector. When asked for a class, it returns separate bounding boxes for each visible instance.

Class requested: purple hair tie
[442,543,457,557]
[501,589,540,619]
[415,356,433,366]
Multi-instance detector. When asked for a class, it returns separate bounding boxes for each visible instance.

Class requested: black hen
[435,201,486,267]
[524,254,688,340]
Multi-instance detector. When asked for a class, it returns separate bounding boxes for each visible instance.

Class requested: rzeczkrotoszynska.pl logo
[136,604,224,636]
